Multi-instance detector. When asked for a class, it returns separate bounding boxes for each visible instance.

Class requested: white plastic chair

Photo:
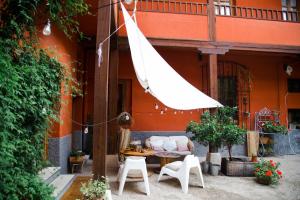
[157,155,205,194]
[117,156,150,196]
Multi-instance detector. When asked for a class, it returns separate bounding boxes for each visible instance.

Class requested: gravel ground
[107,155,300,200]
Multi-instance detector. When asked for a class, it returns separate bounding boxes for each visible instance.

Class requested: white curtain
[121,3,222,110]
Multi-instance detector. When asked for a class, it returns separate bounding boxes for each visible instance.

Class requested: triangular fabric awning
[121,3,222,110]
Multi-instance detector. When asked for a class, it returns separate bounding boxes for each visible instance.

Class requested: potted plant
[254,159,282,185]
[69,150,85,163]
[262,120,288,135]
[187,107,236,175]
[80,177,109,200]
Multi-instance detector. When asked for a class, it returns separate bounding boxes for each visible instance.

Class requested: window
[288,109,300,129]
[214,0,231,16]
[288,79,300,93]
[218,76,237,107]
[282,0,297,21]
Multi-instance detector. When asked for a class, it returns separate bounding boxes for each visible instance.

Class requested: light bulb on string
[160,110,164,115]
[164,107,168,111]
[97,43,103,67]
[84,127,89,134]
[43,19,51,36]
[155,103,159,110]
[174,111,177,115]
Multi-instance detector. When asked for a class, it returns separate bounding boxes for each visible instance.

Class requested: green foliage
[0,0,88,199]
[186,106,246,157]
[262,121,288,135]
[254,159,282,185]
[70,150,85,158]
[80,177,109,200]
[186,111,223,149]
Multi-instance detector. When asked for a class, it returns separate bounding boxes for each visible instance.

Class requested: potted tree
[186,109,224,175]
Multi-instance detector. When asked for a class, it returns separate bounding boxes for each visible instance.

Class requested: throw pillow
[176,140,189,151]
[150,140,164,151]
[163,140,177,151]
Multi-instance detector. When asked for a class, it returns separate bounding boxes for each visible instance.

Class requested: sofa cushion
[176,140,189,151]
[163,140,177,151]
[150,140,164,151]
[169,136,189,144]
[150,136,169,142]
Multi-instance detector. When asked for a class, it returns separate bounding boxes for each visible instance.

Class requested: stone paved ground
[108,155,300,200]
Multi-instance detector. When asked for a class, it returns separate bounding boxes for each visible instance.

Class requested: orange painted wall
[119,48,204,131]
[219,52,300,129]
[120,47,300,131]
[216,17,300,46]
[118,11,209,41]
[39,26,78,138]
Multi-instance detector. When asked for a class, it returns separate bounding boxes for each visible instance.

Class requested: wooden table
[120,149,155,157]
[153,152,181,173]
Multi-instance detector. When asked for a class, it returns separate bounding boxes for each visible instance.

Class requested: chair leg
[197,165,205,188]
[179,174,189,194]
[118,168,128,196]
[157,168,165,182]
[142,167,150,196]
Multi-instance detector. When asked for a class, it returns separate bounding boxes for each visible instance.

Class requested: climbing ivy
[0,0,88,199]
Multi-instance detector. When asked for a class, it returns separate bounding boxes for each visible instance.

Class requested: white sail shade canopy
[121,3,222,110]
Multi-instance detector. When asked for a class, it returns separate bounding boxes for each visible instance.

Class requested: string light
[84,127,89,134]
[43,19,51,36]
[174,111,177,114]
[155,103,159,110]
[164,107,168,111]
[97,43,103,67]
[160,110,164,115]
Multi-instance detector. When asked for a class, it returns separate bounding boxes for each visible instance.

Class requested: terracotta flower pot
[256,177,272,185]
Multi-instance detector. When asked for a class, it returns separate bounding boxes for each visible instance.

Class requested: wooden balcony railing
[215,4,300,22]
[124,0,208,15]
[123,0,300,23]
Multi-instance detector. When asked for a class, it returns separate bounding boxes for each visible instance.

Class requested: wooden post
[108,48,119,154]
[208,0,216,41]
[93,0,111,178]
[209,54,218,100]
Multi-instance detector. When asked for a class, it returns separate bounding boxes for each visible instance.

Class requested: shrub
[80,177,109,200]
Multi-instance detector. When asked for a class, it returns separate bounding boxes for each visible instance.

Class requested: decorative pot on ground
[200,161,209,174]
[221,157,257,177]
[256,177,272,185]
[207,152,221,176]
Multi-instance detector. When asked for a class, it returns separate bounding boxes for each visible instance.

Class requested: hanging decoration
[43,19,51,36]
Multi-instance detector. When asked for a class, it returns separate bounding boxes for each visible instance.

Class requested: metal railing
[215,4,300,22]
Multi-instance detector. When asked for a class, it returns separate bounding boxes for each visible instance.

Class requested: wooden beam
[93,0,111,178]
[118,37,300,54]
[209,54,218,100]
[208,0,216,41]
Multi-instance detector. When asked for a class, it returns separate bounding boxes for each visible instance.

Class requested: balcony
[119,0,300,48]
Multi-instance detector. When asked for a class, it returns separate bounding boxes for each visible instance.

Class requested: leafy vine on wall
[0,0,88,199]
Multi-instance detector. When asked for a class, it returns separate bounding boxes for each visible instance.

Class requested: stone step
[50,174,75,200]
[38,167,61,184]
